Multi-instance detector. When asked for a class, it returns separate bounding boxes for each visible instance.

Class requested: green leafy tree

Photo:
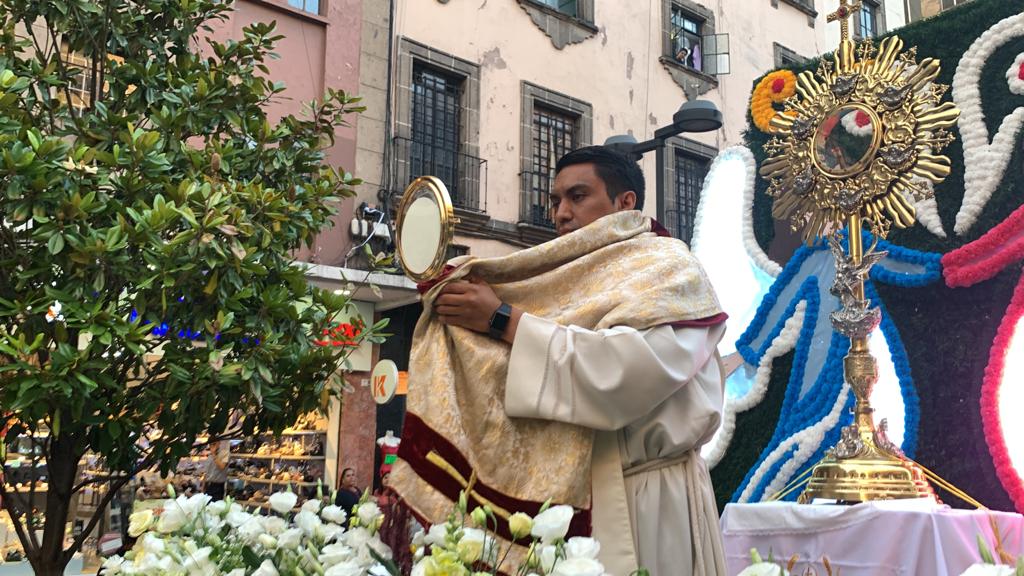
[0,1,383,573]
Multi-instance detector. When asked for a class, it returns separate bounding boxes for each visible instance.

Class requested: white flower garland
[740,147,783,277]
[910,178,946,238]
[738,381,851,503]
[704,301,806,468]
[690,145,781,277]
[952,12,1024,236]
[1007,53,1024,96]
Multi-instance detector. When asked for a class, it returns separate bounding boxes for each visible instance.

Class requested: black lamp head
[672,100,723,133]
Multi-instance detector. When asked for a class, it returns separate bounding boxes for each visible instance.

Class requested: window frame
[518,82,592,233]
[662,136,717,243]
[286,0,321,16]
[394,38,483,212]
[669,4,705,73]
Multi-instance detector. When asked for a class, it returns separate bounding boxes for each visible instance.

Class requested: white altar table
[721,499,1024,575]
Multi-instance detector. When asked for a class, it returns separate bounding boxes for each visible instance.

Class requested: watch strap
[488,302,512,339]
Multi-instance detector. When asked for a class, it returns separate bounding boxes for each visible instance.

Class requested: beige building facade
[353,0,906,261]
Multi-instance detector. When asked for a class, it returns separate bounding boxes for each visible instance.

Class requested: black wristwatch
[488,302,513,339]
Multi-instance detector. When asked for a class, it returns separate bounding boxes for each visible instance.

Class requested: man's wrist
[488,302,513,339]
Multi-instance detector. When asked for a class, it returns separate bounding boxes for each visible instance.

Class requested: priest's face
[550,163,636,236]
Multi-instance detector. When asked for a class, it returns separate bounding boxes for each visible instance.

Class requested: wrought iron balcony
[391,137,486,212]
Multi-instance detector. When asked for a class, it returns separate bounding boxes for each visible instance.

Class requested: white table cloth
[721,499,1024,575]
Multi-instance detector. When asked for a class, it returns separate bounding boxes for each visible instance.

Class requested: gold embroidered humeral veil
[390,210,722,543]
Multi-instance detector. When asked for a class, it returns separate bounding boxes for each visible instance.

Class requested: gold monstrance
[760,0,960,502]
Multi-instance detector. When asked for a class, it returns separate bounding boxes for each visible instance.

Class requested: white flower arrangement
[100,485,389,576]
[704,302,806,468]
[738,379,851,503]
[405,495,618,576]
[1006,53,1024,96]
[951,12,1024,236]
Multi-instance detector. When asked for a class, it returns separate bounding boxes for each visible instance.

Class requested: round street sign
[371,359,399,404]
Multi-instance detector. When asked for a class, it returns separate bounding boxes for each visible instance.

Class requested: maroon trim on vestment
[415,265,458,294]
[665,311,729,328]
[397,412,592,542]
[650,218,673,238]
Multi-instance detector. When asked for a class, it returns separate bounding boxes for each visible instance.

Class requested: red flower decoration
[1017,61,1024,81]
[771,78,786,94]
[943,202,1024,512]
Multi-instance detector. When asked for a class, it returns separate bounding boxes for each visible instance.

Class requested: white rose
[410,559,427,576]
[138,533,166,555]
[226,509,252,528]
[343,526,372,551]
[237,518,266,543]
[530,505,574,544]
[100,555,125,575]
[356,501,381,526]
[182,546,217,576]
[294,509,324,536]
[302,498,324,514]
[550,557,605,576]
[252,559,280,576]
[323,559,365,576]
[156,505,187,533]
[261,515,287,535]
[457,528,485,564]
[959,565,1014,576]
[278,527,304,549]
[258,533,279,550]
[127,509,155,538]
[226,570,245,576]
[319,542,356,567]
[321,504,348,525]
[564,537,600,560]
[411,529,425,548]
[268,491,299,515]
[539,544,558,574]
[356,535,392,567]
[737,563,789,576]
[423,523,448,547]
[321,522,345,543]
[206,500,227,517]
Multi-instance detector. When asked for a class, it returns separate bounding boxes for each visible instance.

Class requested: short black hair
[555,145,646,210]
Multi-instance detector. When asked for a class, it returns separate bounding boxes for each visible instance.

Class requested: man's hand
[435,277,503,334]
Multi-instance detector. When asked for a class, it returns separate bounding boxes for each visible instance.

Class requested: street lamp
[604,100,722,226]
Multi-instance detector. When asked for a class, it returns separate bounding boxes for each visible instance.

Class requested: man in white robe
[434,146,727,576]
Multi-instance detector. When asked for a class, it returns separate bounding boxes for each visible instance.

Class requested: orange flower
[750,69,797,132]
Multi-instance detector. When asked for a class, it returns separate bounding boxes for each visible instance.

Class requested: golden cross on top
[827,0,863,41]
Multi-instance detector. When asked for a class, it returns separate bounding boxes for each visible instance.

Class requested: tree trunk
[26,434,78,576]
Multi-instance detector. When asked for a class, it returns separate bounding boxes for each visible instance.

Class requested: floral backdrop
[708,0,1024,513]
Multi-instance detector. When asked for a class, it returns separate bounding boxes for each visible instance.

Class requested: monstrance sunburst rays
[760,36,960,242]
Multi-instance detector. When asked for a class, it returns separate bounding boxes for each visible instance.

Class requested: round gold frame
[395,176,456,283]
[760,36,960,242]
[810,103,883,179]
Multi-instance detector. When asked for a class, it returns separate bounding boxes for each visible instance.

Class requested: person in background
[335,467,361,518]
[203,439,231,501]
[375,471,397,508]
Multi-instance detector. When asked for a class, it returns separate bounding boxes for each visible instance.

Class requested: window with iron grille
[857,1,879,39]
[60,45,96,112]
[670,5,704,72]
[667,150,710,244]
[536,0,578,17]
[410,63,463,202]
[527,105,577,228]
[287,0,320,15]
